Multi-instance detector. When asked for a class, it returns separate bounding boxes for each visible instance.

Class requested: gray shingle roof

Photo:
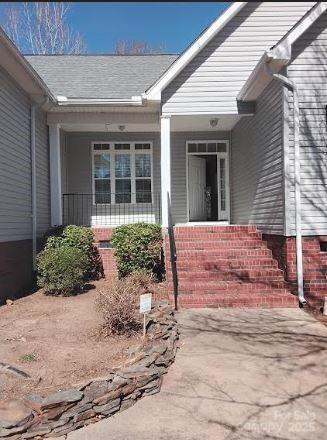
[25,54,178,99]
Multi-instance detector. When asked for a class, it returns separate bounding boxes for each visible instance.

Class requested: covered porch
[48,110,241,229]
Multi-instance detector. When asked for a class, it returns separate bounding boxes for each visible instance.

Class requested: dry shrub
[96,271,154,335]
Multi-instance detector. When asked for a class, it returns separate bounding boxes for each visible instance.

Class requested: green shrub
[37,246,88,296]
[110,222,163,278]
[44,225,103,280]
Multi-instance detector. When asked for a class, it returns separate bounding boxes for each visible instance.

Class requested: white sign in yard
[140,293,152,337]
[140,293,152,314]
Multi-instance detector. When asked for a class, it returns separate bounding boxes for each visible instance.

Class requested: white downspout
[265,64,306,304]
[30,104,37,270]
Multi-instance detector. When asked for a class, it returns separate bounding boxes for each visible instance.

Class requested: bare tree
[1,2,86,54]
[114,39,165,55]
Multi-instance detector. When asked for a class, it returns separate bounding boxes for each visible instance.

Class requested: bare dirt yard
[0,280,165,401]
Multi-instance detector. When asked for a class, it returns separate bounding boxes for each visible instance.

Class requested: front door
[188,156,206,221]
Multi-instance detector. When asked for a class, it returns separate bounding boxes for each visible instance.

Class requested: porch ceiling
[53,113,242,132]
[171,114,241,131]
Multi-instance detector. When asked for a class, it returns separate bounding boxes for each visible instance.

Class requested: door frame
[185,140,230,223]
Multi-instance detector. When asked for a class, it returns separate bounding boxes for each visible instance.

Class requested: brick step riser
[175,240,267,248]
[173,233,263,240]
[175,286,290,294]
[166,260,279,270]
[168,251,274,259]
[173,226,258,233]
[170,282,290,291]
[175,300,298,309]
[175,273,285,281]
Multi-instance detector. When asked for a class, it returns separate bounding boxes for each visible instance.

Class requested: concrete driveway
[67,308,327,440]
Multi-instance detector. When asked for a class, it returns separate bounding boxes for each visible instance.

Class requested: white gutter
[265,63,306,305]
[30,97,49,270]
[56,95,143,106]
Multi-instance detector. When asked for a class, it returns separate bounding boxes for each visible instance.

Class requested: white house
[1,2,327,308]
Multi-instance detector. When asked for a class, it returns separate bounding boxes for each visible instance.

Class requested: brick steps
[165,225,297,308]
[172,293,298,308]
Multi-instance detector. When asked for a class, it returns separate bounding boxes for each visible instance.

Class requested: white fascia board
[270,2,327,60]
[144,2,247,101]
[238,52,289,101]
[56,96,144,106]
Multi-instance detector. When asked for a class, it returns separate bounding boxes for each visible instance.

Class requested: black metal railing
[62,192,161,227]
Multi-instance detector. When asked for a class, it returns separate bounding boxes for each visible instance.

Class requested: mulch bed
[0,280,167,401]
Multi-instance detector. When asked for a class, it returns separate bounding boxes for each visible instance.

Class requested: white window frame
[91,141,153,206]
[185,140,230,222]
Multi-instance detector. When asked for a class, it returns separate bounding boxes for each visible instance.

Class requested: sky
[67,2,230,54]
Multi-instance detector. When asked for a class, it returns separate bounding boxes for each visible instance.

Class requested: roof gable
[144,2,247,101]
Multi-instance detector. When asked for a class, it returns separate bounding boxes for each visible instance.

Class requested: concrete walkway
[68,308,327,440]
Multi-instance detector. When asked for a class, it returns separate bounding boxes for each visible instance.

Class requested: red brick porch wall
[263,234,327,307]
[92,228,117,277]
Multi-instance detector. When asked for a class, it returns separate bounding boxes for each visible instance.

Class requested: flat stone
[119,399,136,412]
[118,364,157,379]
[136,372,159,388]
[83,380,109,402]
[139,377,161,391]
[23,395,44,413]
[0,417,35,437]
[73,409,96,423]
[93,398,121,415]
[43,402,76,420]
[62,402,92,418]
[73,416,99,431]
[42,417,70,430]
[21,426,51,438]
[145,342,168,356]
[24,390,83,414]
[92,388,122,406]
[143,385,161,396]
[0,399,32,429]
[42,390,83,409]
[52,420,74,434]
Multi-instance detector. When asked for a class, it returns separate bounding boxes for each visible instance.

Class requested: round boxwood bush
[110,222,163,278]
[44,225,103,280]
[37,246,88,296]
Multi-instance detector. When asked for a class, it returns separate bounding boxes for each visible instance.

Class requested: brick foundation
[263,234,327,308]
[0,239,34,304]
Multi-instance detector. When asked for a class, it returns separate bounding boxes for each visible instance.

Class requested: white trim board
[144,2,247,101]
[185,140,230,223]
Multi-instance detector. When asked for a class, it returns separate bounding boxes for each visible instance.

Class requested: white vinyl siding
[0,66,50,242]
[162,2,315,115]
[35,108,50,238]
[231,80,285,234]
[286,10,327,236]
[0,66,32,242]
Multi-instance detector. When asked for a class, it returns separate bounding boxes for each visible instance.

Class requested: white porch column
[160,115,171,228]
[49,123,62,226]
